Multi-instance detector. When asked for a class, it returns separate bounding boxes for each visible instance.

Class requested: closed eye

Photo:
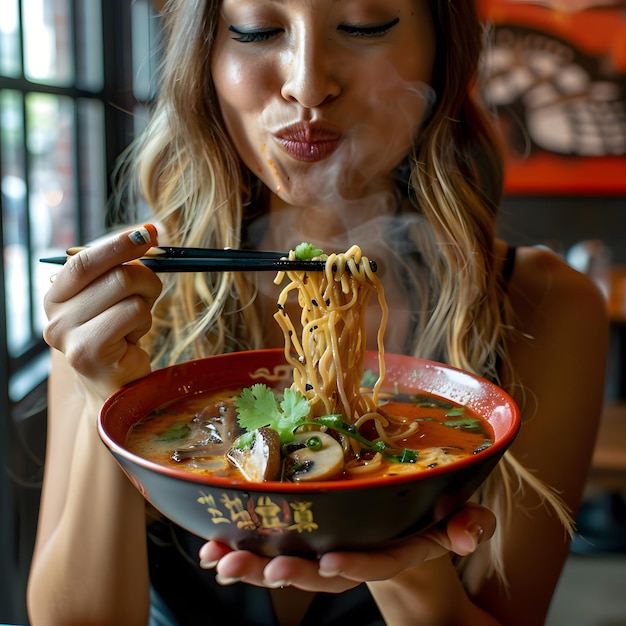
[228,25,282,43]
[338,17,400,38]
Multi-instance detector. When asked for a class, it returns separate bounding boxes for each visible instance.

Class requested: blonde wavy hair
[111,0,572,590]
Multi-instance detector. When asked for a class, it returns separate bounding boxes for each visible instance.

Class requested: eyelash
[338,17,400,37]
[228,17,400,43]
[228,26,280,43]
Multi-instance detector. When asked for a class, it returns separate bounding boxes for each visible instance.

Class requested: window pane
[1,90,26,247]
[0,0,22,76]
[78,97,106,242]
[26,92,78,247]
[26,92,78,344]
[75,0,103,91]
[23,0,74,85]
[1,89,30,353]
[131,0,162,103]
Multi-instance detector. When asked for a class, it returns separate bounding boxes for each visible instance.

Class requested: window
[1,0,160,390]
[0,1,160,621]
[3,0,100,370]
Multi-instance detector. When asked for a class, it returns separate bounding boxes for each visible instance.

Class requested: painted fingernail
[128,227,151,245]
[215,575,242,586]
[128,224,156,245]
[199,559,218,570]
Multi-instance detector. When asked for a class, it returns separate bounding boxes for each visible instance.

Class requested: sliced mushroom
[283,432,345,482]
[172,400,242,462]
[227,427,282,482]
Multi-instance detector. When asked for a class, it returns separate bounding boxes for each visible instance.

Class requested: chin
[270,177,386,208]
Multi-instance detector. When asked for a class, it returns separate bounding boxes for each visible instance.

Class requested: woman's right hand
[43,224,163,400]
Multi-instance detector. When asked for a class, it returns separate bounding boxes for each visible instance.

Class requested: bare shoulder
[509,244,604,305]
[506,245,608,337]
[503,244,609,400]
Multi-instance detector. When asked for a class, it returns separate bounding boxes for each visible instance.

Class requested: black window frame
[0,1,159,621]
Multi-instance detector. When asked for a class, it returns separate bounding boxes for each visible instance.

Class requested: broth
[125,386,493,482]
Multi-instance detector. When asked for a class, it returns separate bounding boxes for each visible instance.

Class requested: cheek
[213,56,261,114]
[212,57,273,171]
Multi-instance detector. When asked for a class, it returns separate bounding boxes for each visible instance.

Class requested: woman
[27,0,608,624]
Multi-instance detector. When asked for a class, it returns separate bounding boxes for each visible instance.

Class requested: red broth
[125,388,494,482]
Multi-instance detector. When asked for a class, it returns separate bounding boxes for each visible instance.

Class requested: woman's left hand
[198,502,495,592]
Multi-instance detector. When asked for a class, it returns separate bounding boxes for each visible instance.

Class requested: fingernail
[215,575,242,586]
[465,523,485,552]
[318,568,342,578]
[199,559,218,570]
[264,579,290,589]
[128,224,156,246]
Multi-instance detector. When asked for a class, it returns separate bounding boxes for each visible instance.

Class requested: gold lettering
[288,501,318,533]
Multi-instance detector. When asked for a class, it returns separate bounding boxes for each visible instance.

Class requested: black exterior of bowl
[111,447,505,558]
[99,349,520,557]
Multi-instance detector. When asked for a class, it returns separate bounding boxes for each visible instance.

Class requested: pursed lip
[273,121,343,163]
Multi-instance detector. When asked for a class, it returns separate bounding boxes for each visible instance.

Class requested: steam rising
[249,209,430,355]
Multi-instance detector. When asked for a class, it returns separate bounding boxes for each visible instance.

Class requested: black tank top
[501,246,517,288]
[147,518,385,625]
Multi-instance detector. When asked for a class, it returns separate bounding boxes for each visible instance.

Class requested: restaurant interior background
[0,0,624,623]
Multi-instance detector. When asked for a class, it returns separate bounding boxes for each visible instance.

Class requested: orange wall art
[476,0,626,194]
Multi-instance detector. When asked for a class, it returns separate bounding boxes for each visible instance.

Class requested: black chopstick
[65,245,287,260]
[39,249,378,273]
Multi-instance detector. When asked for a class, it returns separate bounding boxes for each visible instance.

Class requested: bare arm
[28,352,150,625]
[27,228,163,625]
[470,246,609,624]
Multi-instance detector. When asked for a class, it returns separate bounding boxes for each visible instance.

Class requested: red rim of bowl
[98,350,521,493]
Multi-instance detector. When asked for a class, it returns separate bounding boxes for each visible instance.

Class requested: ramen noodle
[273,245,401,457]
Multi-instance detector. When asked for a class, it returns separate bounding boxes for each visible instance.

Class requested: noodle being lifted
[274,243,388,427]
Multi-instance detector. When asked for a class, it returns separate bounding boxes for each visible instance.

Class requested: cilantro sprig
[234,384,310,447]
[233,383,418,463]
[293,242,324,260]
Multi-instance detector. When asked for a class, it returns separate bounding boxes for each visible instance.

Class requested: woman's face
[211,0,435,208]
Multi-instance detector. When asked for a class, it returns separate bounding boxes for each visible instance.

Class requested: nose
[280,32,341,108]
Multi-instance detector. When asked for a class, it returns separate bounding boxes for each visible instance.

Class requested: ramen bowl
[98,349,520,557]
